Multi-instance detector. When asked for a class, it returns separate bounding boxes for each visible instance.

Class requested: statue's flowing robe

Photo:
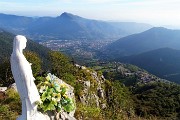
[10,35,40,119]
[11,53,40,104]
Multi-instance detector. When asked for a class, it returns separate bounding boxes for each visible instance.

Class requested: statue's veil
[13,35,26,54]
[11,35,28,100]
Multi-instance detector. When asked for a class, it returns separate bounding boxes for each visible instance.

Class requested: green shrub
[0,89,21,119]
[75,102,103,119]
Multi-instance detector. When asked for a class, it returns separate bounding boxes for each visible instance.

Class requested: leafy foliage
[48,51,75,78]
[0,58,13,87]
[103,80,134,119]
[0,51,42,87]
[75,102,103,120]
[92,61,180,119]
[0,31,14,62]
[24,51,42,76]
[37,73,75,112]
[0,30,50,87]
[133,82,180,119]
[0,89,21,120]
[1,31,180,119]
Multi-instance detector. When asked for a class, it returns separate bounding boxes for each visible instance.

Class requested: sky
[1,0,180,27]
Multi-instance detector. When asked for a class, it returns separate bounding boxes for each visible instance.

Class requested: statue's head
[13,35,27,53]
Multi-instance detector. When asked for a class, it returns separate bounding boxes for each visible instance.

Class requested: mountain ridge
[0,28,180,120]
[118,47,180,83]
[102,27,180,58]
[0,12,152,41]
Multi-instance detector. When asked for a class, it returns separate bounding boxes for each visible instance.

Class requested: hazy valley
[1,12,179,84]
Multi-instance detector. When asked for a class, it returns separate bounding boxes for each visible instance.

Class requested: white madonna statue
[11,35,49,120]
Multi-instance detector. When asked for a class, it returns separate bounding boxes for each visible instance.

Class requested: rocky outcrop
[52,76,76,120]
[8,83,17,91]
[7,77,76,120]
[0,87,7,92]
[6,64,108,120]
[75,65,106,109]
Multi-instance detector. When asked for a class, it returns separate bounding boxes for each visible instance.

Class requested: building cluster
[40,40,112,51]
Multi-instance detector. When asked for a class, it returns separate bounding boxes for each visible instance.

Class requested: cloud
[55,0,127,4]
[56,0,180,5]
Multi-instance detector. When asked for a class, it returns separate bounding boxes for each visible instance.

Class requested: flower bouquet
[37,73,75,113]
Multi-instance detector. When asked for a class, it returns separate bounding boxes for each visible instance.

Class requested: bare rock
[8,83,17,91]
[0,87,7,92]
[54,77,76,120]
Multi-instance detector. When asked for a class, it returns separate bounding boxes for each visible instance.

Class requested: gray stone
[101,104,107,109]
[0,87,7,92]
[84,81,90,89]
[8,83,17,91]
[98,88,104,99]
[53,76,76,120]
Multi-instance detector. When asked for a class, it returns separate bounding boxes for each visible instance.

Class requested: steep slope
[119,48,180,83]
[0,29,50,63]
[0,42,180,119]
[102,27,180,58]
[91,61,180,119]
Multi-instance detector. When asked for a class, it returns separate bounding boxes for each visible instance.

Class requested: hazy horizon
[1,0,180,28]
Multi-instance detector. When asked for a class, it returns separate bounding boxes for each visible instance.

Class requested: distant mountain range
[2,12,180,84]
[109,22,152,35]
[102,27,180,58]
[0,12,152,41]
[99,27,180,83]
[119,48,180,84]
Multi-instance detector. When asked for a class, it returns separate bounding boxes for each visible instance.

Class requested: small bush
[0,89,21,119]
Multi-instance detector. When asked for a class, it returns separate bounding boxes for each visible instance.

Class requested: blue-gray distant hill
[26,12,126,41]
[0,13,34,34]
[0,12,152,41]
[102,27,180,58]
[119,48,180,84]
[100,27,180,83]
[109,22,152,35]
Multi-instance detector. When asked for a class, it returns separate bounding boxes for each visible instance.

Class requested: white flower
[52,97,57,102]
[39,85,46,93]
[46,74,51,81]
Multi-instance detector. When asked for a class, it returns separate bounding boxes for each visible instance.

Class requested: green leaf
[63,104,75,112]
[57,103,62,112]
[60,98,68,106]
[61,87,66,95]
[48,101,56,111]
[41,91,51,101]
[51,97,58,106]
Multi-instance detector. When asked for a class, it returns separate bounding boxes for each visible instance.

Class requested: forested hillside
[0,31,180,120]
[0,30,50,86]
[0,29,50,64]
[92,62,180,119]
[102,27,180,58]
[119,48,180,84]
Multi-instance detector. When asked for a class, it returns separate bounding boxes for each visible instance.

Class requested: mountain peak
[152,27,168,30]
[146,27,169,32]
[61,12,73,16]
[58,12,80,19]
[140,27,171,35]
